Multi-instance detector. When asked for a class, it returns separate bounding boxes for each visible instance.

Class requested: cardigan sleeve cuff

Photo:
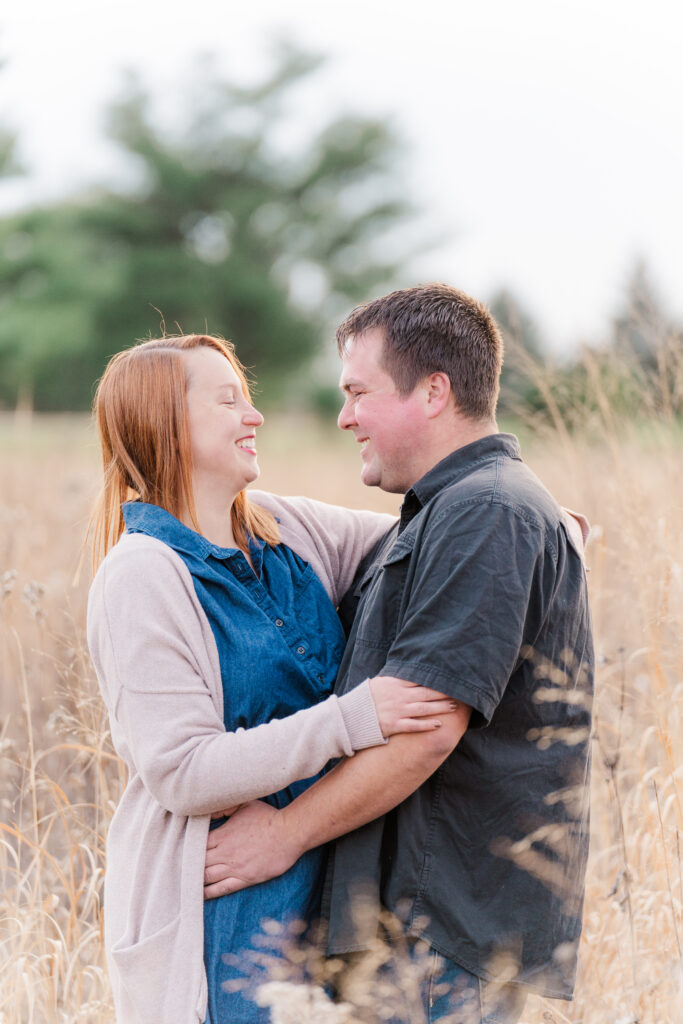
[337,680,387,751]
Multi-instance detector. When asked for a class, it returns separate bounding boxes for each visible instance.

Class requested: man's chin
[360,465,381,489]
[362,466,407,495]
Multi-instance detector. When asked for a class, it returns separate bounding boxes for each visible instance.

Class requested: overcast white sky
[2,0,681,350]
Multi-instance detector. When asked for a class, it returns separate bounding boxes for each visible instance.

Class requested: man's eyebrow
[340,379,363,393]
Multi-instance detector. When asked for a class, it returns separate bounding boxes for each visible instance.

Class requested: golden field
[0,408,681,1023]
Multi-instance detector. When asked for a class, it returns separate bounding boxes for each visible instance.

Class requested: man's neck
[449,417,499,452]
[407,416,499,489]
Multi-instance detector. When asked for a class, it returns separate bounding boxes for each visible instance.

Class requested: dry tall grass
[0,396,681,1023]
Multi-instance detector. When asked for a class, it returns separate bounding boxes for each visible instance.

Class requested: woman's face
[183,346,264,497]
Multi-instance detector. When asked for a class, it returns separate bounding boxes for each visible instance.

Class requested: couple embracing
[87,283,593,1023]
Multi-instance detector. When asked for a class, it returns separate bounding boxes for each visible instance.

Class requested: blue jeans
[384,942,528,1024]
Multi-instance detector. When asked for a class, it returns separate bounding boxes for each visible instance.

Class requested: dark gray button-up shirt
[324,434,593,1000]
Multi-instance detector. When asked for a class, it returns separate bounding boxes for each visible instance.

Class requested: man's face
[338,328,428,494]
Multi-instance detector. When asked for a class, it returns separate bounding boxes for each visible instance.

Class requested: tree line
[1,45,681,424]
[0,45,414,411]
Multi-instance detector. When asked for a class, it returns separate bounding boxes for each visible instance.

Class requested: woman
[87,334,455,1024]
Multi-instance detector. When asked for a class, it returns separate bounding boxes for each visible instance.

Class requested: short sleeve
[379,500,556,726]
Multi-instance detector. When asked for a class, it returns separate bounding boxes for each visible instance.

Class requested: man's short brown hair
[336,283,503,420]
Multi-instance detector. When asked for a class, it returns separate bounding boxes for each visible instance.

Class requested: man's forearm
[202,699,470,898]
[280,705,470,859]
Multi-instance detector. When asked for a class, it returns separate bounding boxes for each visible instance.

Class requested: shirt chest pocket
[353,533,416,651]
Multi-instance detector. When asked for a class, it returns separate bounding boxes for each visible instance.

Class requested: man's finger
[204,862,233,885]
[210,803,241,820]
[203,877,249,900]
[205,844,231,866]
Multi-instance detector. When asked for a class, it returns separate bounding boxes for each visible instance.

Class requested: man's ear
[423,372,452,419]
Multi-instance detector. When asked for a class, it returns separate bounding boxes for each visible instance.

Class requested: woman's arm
[88,537,451,818]
[248,491,395,606]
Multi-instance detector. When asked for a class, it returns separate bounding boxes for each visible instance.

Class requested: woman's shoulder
[90,532,194,601]
[248,491,394,545]
[95,530,181,570]
[87,532,211,661]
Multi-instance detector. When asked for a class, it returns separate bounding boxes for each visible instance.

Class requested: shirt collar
[399,433,522,529]
[122,501,265,570]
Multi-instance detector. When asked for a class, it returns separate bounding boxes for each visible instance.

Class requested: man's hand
[203,689,471,901]
[210,803,241,820]
[204,800,297,899]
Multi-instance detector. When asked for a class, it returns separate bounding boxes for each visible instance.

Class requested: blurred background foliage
[0,43,682,421]
[0,44,412,411]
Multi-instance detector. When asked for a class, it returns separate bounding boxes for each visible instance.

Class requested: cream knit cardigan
[87,493,395,1024]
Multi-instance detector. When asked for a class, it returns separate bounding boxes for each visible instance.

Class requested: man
[204,284,593,1023]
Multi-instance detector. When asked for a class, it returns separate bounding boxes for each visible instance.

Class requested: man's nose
[337,398,356,431]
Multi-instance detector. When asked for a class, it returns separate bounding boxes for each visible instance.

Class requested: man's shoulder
[430,452,563,534]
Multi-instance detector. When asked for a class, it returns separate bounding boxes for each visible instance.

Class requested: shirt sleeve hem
[378,660,497,725]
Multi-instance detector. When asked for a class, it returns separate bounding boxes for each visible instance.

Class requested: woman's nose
[244,404,264,426]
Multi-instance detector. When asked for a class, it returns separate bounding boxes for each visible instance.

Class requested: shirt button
[297,646,306,655]
[275,619,284,627]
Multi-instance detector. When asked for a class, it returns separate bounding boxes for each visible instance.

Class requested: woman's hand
[368,675,459,738]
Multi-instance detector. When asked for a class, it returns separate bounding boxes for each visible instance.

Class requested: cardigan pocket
[111,913,183,1021]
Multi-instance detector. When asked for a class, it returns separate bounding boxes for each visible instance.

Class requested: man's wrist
[279,799,316,859]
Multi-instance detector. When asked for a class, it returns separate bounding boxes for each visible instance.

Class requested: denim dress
[122,503,347,1023]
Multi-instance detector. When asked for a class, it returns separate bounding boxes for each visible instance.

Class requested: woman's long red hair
[90,334,279,569]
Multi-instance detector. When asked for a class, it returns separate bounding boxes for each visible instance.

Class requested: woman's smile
[183,346,265,499]
[236,435,258,455]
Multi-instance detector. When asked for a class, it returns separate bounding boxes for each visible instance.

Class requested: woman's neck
[180,479,238,550]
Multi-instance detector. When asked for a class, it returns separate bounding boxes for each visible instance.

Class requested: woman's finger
[402,685,453,701]
[406,699,459,716]
[387,681,452,701]
[397,717,446,732]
